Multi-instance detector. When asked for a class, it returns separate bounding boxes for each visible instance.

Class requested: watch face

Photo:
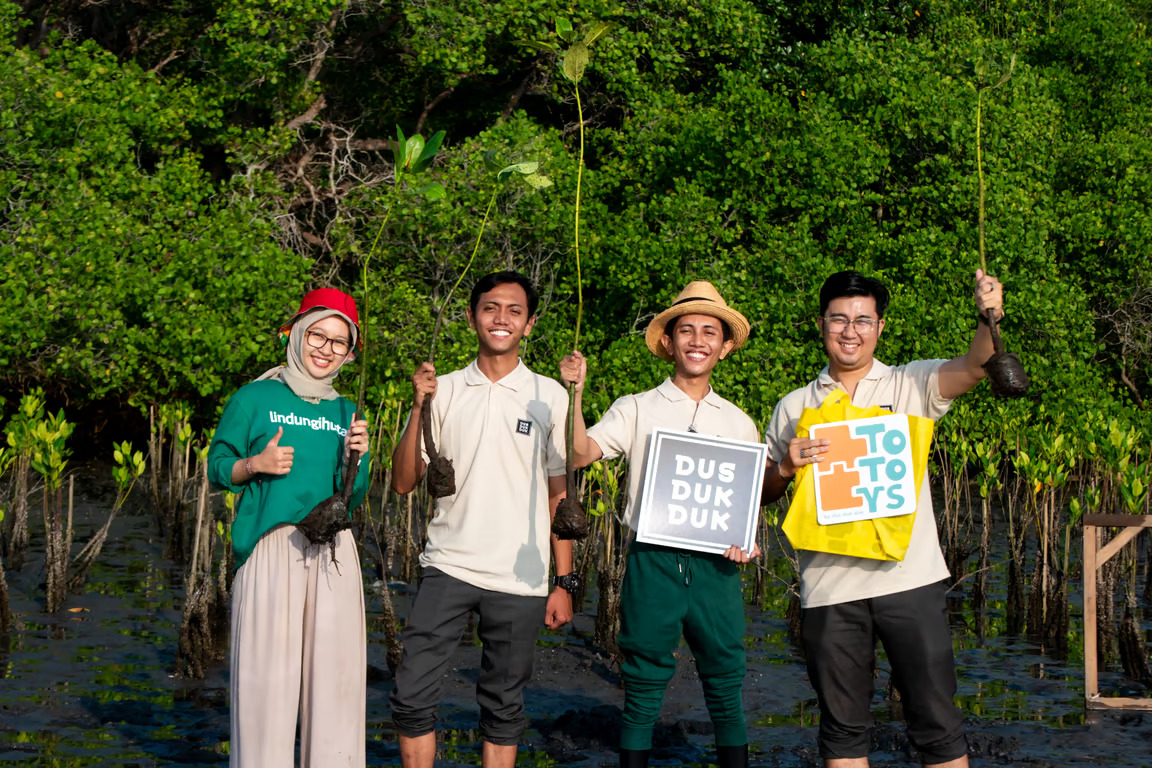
[556,574,580,593]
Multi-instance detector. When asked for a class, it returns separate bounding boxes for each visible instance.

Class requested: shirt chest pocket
[510,400,555,462]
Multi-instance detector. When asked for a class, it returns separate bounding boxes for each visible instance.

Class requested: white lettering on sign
[665,454,737,531]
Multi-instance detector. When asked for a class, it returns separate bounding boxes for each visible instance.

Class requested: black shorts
[389,568,546,745]
[800,580,967,763]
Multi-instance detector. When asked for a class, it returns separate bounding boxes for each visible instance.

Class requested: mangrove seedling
[420,150,552,499]
[297,127,446,550]
[971,54,1029,397]
[526,17,614,540]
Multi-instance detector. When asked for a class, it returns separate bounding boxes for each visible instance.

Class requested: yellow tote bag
[781,391,935,561]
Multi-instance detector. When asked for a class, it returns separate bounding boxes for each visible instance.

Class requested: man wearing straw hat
[560,280,759,768]
[761,269,1005,768]
[390,271,577,768]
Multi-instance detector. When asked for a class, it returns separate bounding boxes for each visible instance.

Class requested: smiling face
[300,314,354,380]
[818,295,885,375]
[466,281,536,357]
[660,313,734,379]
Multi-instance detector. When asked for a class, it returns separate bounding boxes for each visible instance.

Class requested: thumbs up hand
[252,426,295,475]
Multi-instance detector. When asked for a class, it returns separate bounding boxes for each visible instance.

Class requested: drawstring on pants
[676,552,693,586]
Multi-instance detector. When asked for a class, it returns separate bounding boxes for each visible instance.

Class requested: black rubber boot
[619,748,650,767]
[716,743,748,768]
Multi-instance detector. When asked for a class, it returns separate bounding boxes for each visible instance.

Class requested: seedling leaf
[484,149,504,172]
[497,161,540,183]
[583,21,615,47]
[563,42,590,83]
[412,130,446,173]
[523,172,553,189]
[522,39,559,53]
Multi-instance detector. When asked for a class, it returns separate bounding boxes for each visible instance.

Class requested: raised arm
[558,350,604,468]
[937,269,1004,401]
[391,362,437,494]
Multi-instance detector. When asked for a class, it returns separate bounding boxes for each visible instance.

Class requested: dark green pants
[617,542,748,750]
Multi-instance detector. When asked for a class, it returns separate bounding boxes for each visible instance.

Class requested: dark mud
[1,472,1150,766]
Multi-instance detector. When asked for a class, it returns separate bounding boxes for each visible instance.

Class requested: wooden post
[1082,513,1152,711]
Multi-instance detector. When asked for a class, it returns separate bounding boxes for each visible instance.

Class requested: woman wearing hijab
[208,288,371,767]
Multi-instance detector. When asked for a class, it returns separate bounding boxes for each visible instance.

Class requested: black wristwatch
[553,573,581,594]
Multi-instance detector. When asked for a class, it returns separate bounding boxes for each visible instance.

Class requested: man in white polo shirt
[761,269,1006,768]
[389,271,576,768]
[559,281,759,768]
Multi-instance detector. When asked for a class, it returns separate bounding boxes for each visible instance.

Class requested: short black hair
[666,314,733,342]
[819,271,890,318]
[469,271,539,316]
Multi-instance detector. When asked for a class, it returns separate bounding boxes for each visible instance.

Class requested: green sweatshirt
[208,379,370,569]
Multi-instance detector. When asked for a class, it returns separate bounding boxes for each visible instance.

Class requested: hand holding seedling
[410,363,438,409]
[254,427,294,475]
[558,351,586,393]
[974,269,1003,322]
[343,414,369,463]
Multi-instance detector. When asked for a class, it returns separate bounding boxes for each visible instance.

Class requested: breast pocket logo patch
[516,419,533,436]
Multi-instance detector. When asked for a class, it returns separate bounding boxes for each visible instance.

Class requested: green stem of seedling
[427,186,500,364]
[573,83,585,352]
[976,93,987,275]
[358,172,402,410]
[565,83,586,496]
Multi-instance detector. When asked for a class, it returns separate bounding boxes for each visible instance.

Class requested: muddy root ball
[552,497,590,541]
[983,352,1030,398]
[296,495,352,547]
[427,456,456,498]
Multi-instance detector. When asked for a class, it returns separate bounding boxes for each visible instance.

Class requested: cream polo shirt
[588,378,759,531]
[419,360,568,597]
[763,359,953,609]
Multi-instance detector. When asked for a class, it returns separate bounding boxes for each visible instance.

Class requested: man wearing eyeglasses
[760,269,1005,768]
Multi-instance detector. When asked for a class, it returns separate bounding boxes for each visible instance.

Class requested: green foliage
[111,441,147,495]
[27,410,74,492]
[5,0,1152,440]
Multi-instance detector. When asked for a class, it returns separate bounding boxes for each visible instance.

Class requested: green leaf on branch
[412,130,446,174]
[583,21,616,47]
[497,161,540,183]
[563,42,590,83]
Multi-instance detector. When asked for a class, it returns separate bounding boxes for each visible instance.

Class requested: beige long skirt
[229,525,366,767]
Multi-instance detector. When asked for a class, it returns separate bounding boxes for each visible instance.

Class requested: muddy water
[1,477,1150,766]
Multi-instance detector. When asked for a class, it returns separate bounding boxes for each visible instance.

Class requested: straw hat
[644,281,750,361]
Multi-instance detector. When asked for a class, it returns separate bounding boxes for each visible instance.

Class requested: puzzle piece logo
[810,415,917,525]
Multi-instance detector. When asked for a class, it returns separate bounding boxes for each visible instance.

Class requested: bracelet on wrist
[245,457,254,477]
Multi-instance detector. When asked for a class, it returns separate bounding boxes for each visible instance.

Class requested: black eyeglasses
[304,330,351,356]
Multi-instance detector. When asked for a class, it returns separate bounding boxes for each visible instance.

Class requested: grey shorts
[389,568,546,745]
[801,580,968,764]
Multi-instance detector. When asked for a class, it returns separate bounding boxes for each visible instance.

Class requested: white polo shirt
[588,378,759,530]
[763,359,953,608]
[419,360,568,597]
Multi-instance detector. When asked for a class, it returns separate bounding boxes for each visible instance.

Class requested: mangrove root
[1119,601,1151,684]
[0,552,10,635]
[552,496,590,541]
[296,448,359,562]
[983,317,1029,397]
[421,396,456,498]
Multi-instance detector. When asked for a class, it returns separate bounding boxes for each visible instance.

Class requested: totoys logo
[809,414,917,525]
